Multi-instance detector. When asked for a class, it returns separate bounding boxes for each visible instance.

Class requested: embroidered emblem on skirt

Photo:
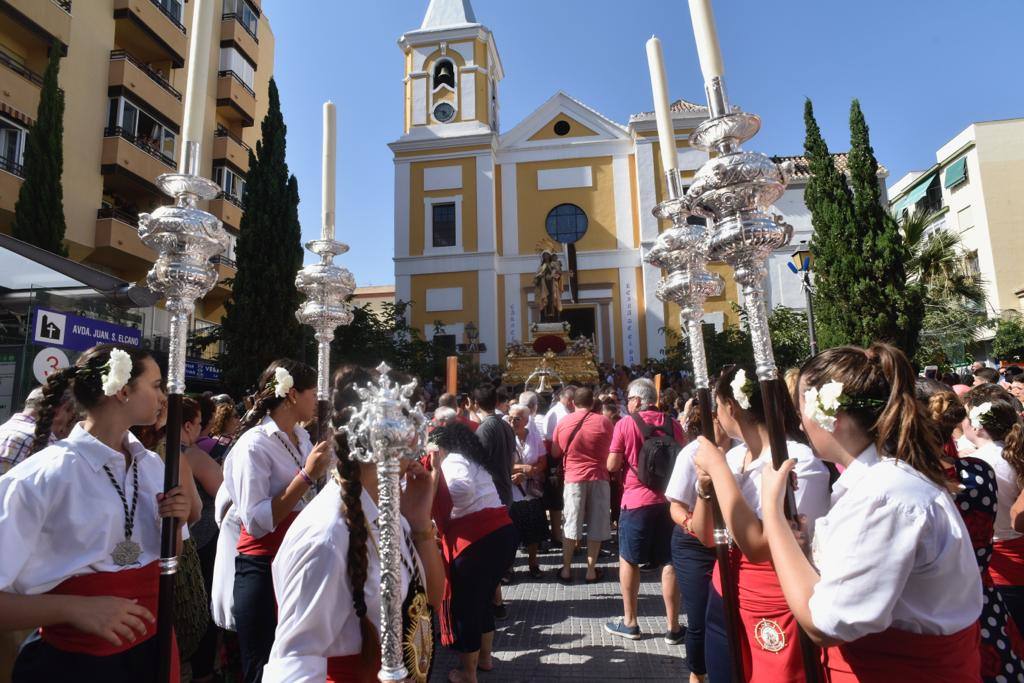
[753,618,787,653]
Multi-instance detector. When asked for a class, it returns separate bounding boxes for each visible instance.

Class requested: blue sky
[262,0,1024,287]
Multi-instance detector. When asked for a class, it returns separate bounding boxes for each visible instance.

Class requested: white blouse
[665,440,701,510]
[726,440,831,538]
[224,416,313,538]
[440,452,502,519]
[264,480,418,683]
[512,428,545,503]
[0,423,179,594]
[809,445,982,642]
[970,441,1021,542]
[211,479,241,631]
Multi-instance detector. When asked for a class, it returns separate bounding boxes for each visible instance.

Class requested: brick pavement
[431,536,692,682]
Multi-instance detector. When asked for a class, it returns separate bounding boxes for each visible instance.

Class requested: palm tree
[900,209,988,367]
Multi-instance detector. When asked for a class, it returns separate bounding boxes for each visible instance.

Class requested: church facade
[391,0,829,368]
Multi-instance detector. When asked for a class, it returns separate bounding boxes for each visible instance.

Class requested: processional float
[645,2,820,681]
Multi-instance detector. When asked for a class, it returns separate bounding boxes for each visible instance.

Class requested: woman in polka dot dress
[918,378,1024,681]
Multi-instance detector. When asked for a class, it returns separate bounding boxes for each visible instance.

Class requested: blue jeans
[704,587,732,683]
[671,526,716,676]
[233,554,276,683]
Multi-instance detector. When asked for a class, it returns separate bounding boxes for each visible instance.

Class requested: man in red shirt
[439,392,478,432]
[551,388,614,584]
[605,378,684,642]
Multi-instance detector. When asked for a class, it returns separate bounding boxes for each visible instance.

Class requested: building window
[554,120,571,136]
[107,96,177,161]
[214,165,247,204]
[944,157,969,190]
[433,59,455,90]
[219,46,256,89]
[431,202,456,248]
[154,0,183,22]
[0,118,27,171]
[222,0,259,37]
[545,203,588,244]
[965,250,981,277]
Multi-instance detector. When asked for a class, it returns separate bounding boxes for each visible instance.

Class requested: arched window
[545,204,588,244]
[433,59,455,90]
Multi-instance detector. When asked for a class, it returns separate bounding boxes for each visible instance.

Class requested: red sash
[824,623,981,682]
[39,561,179,681]
[326,653,379,682]
[990,535,1024,586]
[237,511,300,556]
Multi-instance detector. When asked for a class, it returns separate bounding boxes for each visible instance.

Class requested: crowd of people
[1,342,1023,682]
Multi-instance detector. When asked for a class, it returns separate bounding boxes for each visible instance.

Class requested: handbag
[548,412,590,489]
[173,537,210,662]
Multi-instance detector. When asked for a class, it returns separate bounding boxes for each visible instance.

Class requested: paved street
[432,535,691,682]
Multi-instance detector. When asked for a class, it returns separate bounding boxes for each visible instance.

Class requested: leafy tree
[993,314,1024,363]
[219,79,304,396]
[12,44,66,255]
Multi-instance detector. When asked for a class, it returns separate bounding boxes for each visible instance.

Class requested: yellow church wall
[662,261,740,339]
[515,156,618,253]
[408,156,479,256]
[404,51,413,134]
[528,114,600,141]
[408,270,480,336]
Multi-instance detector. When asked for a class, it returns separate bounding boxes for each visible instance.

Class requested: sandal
[528,565,543,578]
[556,569,573,585]
[585,567,604,584]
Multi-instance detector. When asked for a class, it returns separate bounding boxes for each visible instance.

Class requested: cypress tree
[803,99,857,349]
[12,44,66,255]
[846,99,923,352]
[220,79,304,395]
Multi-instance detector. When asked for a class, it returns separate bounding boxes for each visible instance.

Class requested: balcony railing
[97,206,140,227]
[148,0,186,33]
[0,155,25,178]
[110,50,182,101]
[103,126,176,168]
[222,12,258,41]
[218,69,255,97]
[214,124,251,151]
[0,49,44,87]
[215,190,244,209]
[52,0,72,13]
[211,254,236,268]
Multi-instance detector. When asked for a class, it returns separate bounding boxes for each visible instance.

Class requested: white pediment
[499,91,631,150]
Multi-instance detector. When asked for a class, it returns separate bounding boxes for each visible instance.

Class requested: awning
[892,173,935,216]
[944,157,968,188]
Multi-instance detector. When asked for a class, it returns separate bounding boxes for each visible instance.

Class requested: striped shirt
[0,413,41,475]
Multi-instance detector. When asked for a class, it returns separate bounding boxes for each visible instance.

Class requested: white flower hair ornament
[803,380,886,433]
[101,348,134,396]
[730,368,755,410]
[272,366,294,399]
[969,402,994,431]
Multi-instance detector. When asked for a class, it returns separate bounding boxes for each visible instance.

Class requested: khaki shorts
[562,480,611,542]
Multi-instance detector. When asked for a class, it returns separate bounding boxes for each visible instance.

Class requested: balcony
[91,207,154,275]
[113,0,187,68]
[2,0,72,49]
[0,155,24,220]
[101,127,176,192]
[220,14,258,66]
[209,192,243,230]
[0,50,43,120]
[216,70,255,127]
[213,126,250,172]
[108,51,183,125]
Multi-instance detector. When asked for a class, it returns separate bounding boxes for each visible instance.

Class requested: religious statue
[534,250,565,322]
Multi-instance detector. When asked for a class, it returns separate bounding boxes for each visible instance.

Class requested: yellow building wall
[408,155,479,256]
[408,270,480,336]
[473,38,489,127]
[516,156,617,253]
[577,267,624,364]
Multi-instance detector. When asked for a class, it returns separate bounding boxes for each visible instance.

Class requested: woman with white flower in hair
[222,359,334,682]
[961,386,1024,631]
[754,343,983,682]
[0,344,196,682]
[691,364,830,682]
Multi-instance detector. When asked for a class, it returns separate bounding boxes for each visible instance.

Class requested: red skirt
[990,535,1024,586]
[39,561,179,681]
[824,623,981,682]
[326,653,379,682]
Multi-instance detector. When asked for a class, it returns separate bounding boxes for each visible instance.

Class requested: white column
[619,268,641,365]
[476,154,496,253]
[460,70,476,120]
[411,77,427,126]
[396,275,412,324]
[478,269,499,365]
[635,141,659,244]
[642,261,666,359]
[504,274,520,345]
[500,162,518,256]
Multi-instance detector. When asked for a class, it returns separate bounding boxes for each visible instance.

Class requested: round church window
[545,204,588,244]
[553,120,571,136]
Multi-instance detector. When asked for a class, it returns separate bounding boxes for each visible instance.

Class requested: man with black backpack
[605,378,685,643]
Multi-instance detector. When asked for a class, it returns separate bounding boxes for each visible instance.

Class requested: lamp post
[788,245,818,356]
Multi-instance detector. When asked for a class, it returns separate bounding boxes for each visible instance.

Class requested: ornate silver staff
[342,363,429,682]
[683,1,820,679]
[138,2,224,680]
[297,101,354,443]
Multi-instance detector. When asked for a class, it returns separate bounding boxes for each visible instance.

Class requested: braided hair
[330,364,380,671]
[32,344,152,454]
[233,359,317,440]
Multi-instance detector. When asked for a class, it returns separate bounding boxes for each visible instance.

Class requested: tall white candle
[688,0,725,82]
[645,36,677,173]
[322,101,337,240]
[180,0,215,170]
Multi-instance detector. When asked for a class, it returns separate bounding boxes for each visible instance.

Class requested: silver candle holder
[138,140,229,683]
[295,237,355,441]
[341,363,429,682]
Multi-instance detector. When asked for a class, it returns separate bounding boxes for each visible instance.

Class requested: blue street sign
[32,307,142,352]
[186,359,222,382]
